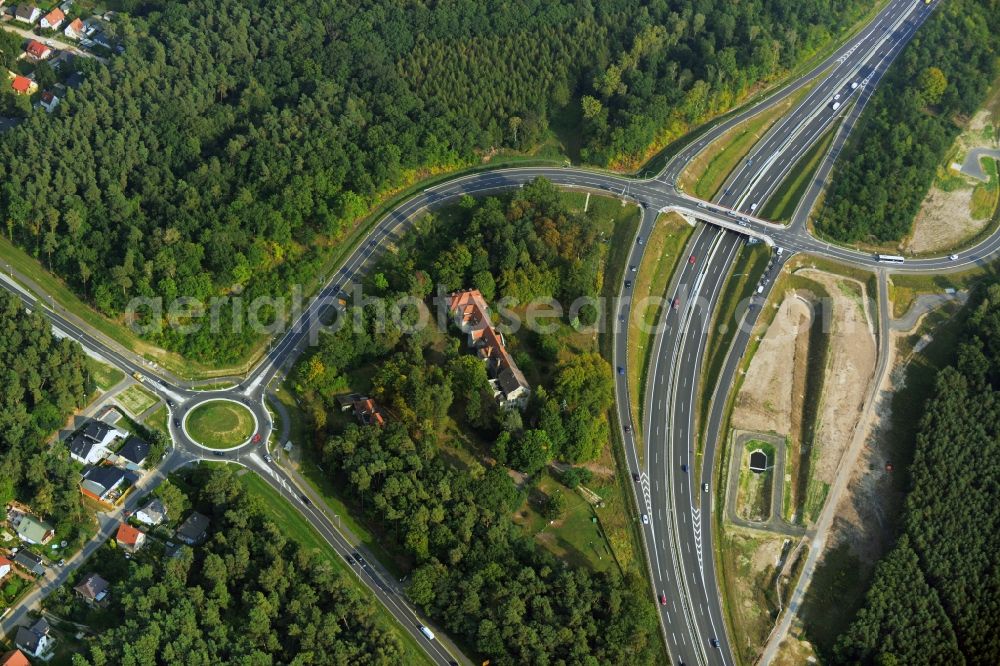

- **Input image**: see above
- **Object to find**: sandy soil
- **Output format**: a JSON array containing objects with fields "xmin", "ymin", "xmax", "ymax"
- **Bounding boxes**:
[
  {"xmin": 751, "ymin": 536, "xmax": 785, "ymax": 572},
  {"xmin": 732, "ymin": 296, "xmax": 813, "ymax": 435},
  {"xmin": 798, "ymin": 270, "xmax": 876, "ymax": 490},
  {"xmin": 905, "ymin": 106, "xmax": 999, "ymax": 253},
  {"xmin": 904, "ymin": 186, "xmax": 987, "ymax": 253}
]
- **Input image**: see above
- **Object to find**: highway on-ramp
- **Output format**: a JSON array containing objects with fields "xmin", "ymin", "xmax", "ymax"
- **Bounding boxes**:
[{"xmin": 0, "ymin": 0, "xmax": 984, "ymax": 663}]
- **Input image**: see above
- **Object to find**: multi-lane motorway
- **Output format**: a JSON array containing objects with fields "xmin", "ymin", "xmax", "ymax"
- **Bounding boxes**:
[{"xmin": 0, "ymin": 0, "xmax": 986, "ymax": 664}]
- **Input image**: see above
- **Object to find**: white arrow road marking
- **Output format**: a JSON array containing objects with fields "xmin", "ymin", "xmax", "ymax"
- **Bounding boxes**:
[{"xmin": 692, "ymin": 507, "xmax": 704, "ymax": 572}]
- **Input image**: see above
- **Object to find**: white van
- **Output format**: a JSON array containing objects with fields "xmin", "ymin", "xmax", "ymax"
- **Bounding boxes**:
[{"xmin": 419, "ymin": 625, "xmax": 435, "ymax": 641}]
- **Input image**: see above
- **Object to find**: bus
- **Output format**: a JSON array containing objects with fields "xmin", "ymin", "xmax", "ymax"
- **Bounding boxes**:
[{"xmin": 876, "ymin": 254, "xmax": 905, "ymax": 264}]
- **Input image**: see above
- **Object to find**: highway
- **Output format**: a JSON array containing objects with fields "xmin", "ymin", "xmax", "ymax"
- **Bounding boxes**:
[
  {"xmin": 630, "ymin": 1, "xmax": 942, "ymax": 664},
  {"xmin": 0, "ymin": 0, "xmax": 982, "ymax": 663}
]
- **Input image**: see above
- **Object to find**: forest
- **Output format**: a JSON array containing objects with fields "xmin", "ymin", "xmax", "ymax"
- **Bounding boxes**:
[
  {"xmin": 295, "ymin": 179, "xmax": 614, "ymax": 471},
  {"xmin": 0, "ymin": 291, "xmax": 93, "ymax": 546},
  {"xmin": 833, "ymin": 280, "xmax": 1000, "ymax": 664},
  {"xmin": 816, "ymin": 0, "xmax": 1000, "ymax": 243},
  {"xmin": 61, "ymin": 466, "xmax": 408, "ymax": 665},
  {"xmin": 287, "ymin": 181, "xmax": 657, "ymax": 663},
  {"xmin": 0, "ymin": 0, "xmax": 872, "ymax": 364}
]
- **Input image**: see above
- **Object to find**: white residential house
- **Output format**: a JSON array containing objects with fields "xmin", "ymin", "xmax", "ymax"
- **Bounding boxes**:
[
  {"xmin": 39, "ymin": 90, "xmax": 59, "ymax": 113},
  {"xmin": 135, "ymin": 498, "xmax": 167, "ymax": 526},
  {"xmin": 64, "ymin": 17, "xmax": 85, "ymax": 40},
  {"xmin": 67, "ymin": 420, "xmax": 125, "ymax": 465},
  {"xmin": 15, "ymin": 618, "xmax": 54, "ymax": 659},
  {"xmin": 14, "ymin": 4, "xmax": 41, "ymax": 24},
  {"xmin": 39, "ymin": 7, "xmax": 64, "ymax": 29}
]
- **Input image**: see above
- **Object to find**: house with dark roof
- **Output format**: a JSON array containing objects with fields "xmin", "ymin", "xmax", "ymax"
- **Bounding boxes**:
[
  {"xmin": 0, "ymin": 648, "xmax": 31, "ymax": 666},
  {"xmin": 80, "ymin": 465, "xmax": 136, "ymax": 505},
  {"xmin": 447, "ymin": 289, "xmax": 531, "ymax": 409},
  {"xmin": 12, "ymin": 549, "xmax": 45, "ymax": 576},
  {"xmin": 113, "ymin": 436, "xmax": 149, "ymax": 470},
  {"xmin": 115, "ymin": 522, "xmax": 145, "ymax": 553},
  {"xmin": 67, "ymin": 420, "xmax": 125, "ymax": 465},
  {"xmin": 74, "ymin": 572, "xmax": 109, "ymax": 605},
  {"xmin": 135, "ymin": 498, "xmax": 166, "ymax": 526},
  {"xmin": 14, "ymin": 617, "xmax": 52, "ymax": 658},
  {"xmin": 175, "ymin": 511, "xmax": 210, "ymax": 545},
  {"xmin": 14, "ymin": 4, "xmax": 40, "ymax": 24},
  {"xmin": 40, "ymin": 6, "xmax": 64, "ymax": 29},
  {"xmin": 65, "ymin": 71, "xmax": 85, "ymax": 89},
  {"xmin": 14, "ymin": 515, "xmax": 54, "ymax": 545},
  {"xmin": 24, "ymin": 40, "xmax": 51, "ymax": 60}
]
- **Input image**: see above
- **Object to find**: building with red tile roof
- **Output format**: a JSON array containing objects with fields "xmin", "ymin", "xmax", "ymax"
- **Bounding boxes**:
[
  {"xmin": 447, "ymin": 289, "xmax": 531, "ymax": 408},
  {"xmin": 25, "ymin": 39, "xmax": 51, "ymax": 60},
  {"xmin": 40, "ymin": 7, "xmax": 64, "ymax": 29},
  {"xmin": 64, "ymin": 17, "xmax": 85, "ymax": 40},
  {"xmin": 115, "ymin": 522, "xmax": 146, "ymax": 553},
  {"xmin": 0, "ymin": 648, "xmax": 31, "ymax": 666},
  {"xmin": 11, "ymin": 75, "xmax": 33, "ymax": 94}
]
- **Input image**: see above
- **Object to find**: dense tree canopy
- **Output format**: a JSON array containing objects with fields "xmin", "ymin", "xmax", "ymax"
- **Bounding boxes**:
[
  {"xmin": 0, "ymin": 291, "xmax": 92, "ymax": 545},
  {"xmin": 834, "ymin": 281, "xmax": 1000, "ymax": 664},
  {"xmin": 323, "ymin": 423, "xmax": 659, "ymax": 665},
  {"xmin": 0, "ymin": 0, "xmax": 871, "ymax": 363},
  {"xmin": 816, "ymin": 0, "xmax": 1000, "ymax": 243},
  {"xmin": 66, "ymin": 467, "xmax": 406, "ymax": 665}
]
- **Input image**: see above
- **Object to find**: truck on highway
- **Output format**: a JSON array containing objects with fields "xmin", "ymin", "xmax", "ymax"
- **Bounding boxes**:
[
  {"xmin": 132, "ymin": 372, "xmax": 143, "ymax": 382},
  {"xmin": 419, "ymin": 626, "xmax": 435, "ymax": 641}
]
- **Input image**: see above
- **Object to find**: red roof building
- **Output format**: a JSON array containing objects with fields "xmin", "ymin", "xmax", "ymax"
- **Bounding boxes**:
[
  {"xmin": 0, "ymin": 649, "xmax": 31, "ymax": 666},
  {"xmin": 40, "ymin": 7, "xmax": 65, "ymax": 29},
  {"xmin": 11, "ymin": 76, "xmax": 32, "ymax": 94},
  {"xmin": 25, "ymin": 39, "xmax": 51, "ymax": 60},
  {"xmin": 64, "ymin": 18, "xmax": 85, "ymax": 40},
  {"xmin": 447, "ymin": 289, "xmax": 531, "ymax": 408},
  {"xmin": 0, "ymin": 556, "xmax": 13, "ymax": 582},
  {"xmin": 351, "ymin": 397, "xmax": 385, "ymax": 427},
  {"xmin": 115, "ymin": 522, "xmax": 146, "ymax": 553}
]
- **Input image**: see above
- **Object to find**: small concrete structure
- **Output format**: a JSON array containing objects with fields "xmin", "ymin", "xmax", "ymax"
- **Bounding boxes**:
[{"xmin": 749, "ymin": 449, "xmax": 769, "ymax": 473}]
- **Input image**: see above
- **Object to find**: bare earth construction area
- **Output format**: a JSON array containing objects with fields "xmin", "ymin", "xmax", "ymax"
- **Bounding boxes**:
[{"xmin": 721, "ymin": 266, "xmax": 877, "ymax": 662}]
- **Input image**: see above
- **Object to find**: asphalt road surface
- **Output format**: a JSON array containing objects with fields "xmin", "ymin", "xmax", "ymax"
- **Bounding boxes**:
[{"xmin": 0, "ymin": 0, "xmax": 980, "ymax": 663}]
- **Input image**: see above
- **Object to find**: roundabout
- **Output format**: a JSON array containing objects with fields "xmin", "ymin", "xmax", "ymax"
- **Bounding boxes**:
[{"xmin": 183, "ymin": 399, "xmax": 258, "ymax": 450}]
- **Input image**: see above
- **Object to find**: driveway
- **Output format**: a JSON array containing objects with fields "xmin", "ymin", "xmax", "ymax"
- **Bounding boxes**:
[{"xmin": 959, "ymin": 147, "xmax": 1000, "ymax": 182}]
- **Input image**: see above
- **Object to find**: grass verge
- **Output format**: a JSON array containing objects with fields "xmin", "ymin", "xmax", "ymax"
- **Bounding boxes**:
[
  {"xmin": 889, "ymin": 263, "xmax": 995, "ymax": 318},
  {"xmin": 236, "ymin": 471, "xmax": 434, "ymax": 666},
  {"xmin": 760, "ymin": 127, "xmax": 837, "ymax": 222},
  {"xmin": 186, "ymin": 400, "xmax": 256, "ymax": 449},
  {"xmin": 85, "ymin": 356, "xmax": 124, "ymax": 392},
  {"xmin": 627, "ymin": 213, "xmax": 695, "ymax": 463},
  {"xmin": 512, "ymin": 472, "xmax": 616, "ymax": 572},
  {"xmin": 146, "ymin": 405, "xmax": 168, "ymax": 434},
  {"xmin": 116, "ymin": 384, "xmax": 159, "ymax": 416},
  {"xmin": 970, "ymin": 156, "xmax": 998, "ymax": 220},
  {"xmin": 678, "ymin": 80, "xmax": 818, "ymax": 200}
]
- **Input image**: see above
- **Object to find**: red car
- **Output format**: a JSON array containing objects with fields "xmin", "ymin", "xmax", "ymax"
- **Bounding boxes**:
[
  {"xmin": 689, "ymin": 254, "xmax": 696, "ymax": 265},
  {"xmin": 659, "ymin": 593, "xmax": 668, "ymax": 605},
  {"xmin": 252, "ymin": 433, "xmax": 262, "ymax": 443},
  {"xmin": 672, "ymin": 297, "xmax": 680, "ymax": 310}
]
